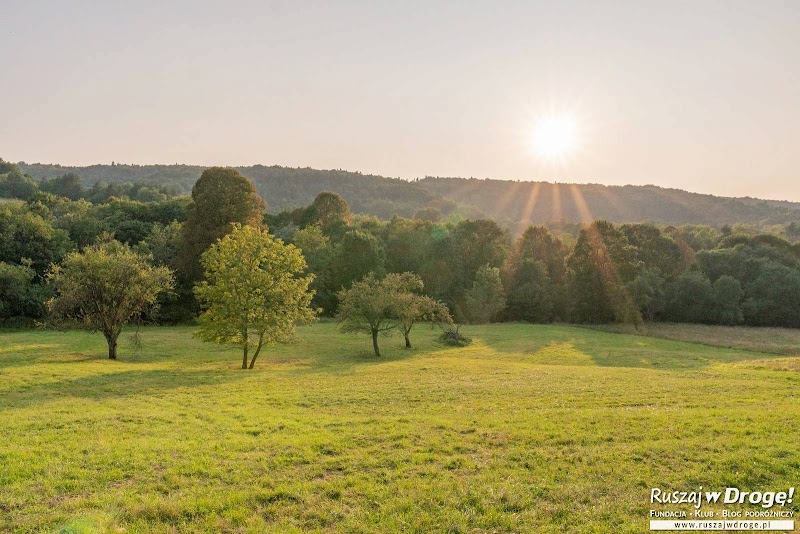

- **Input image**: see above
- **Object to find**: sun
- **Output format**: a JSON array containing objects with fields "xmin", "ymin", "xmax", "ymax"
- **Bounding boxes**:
[{"xmin": 530, "ymin": 115, "xmax": 578, "ymax": 161}]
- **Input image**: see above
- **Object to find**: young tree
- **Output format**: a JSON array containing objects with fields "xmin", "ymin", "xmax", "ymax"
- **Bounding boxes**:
[
  {"xmin": 463, "ymin": 265, "xmax": 506, "ymax": 323},
  {"xmin": 336, "ymin": 273, "xmax": 399, "ymax": 357},
  {"xmin": 397, "ymin": 293, "xmax": 452, "ymax": 348},
  {"xmin": 194, "ymin": 224, "xmax": 315, "ymax": 369},
  {"xmin": 386, "ymin": 272, "xmax": 452, "ymax": 348},
  {"xmin": 47, "ymin": 242, "xmax": 174, "ymax": 359}
]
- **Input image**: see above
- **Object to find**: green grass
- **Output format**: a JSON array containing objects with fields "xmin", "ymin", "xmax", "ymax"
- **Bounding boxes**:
[
  {"xmin": 1, "ymin": 322, "xmax": 798, "ymax": 533},
  {"xmin": 587, "ymin": 322, "xmax": 800, "ymax": 356}
]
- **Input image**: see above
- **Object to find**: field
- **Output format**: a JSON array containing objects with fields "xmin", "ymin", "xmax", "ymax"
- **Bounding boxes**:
[{"xmin": 1, "ymin": 322, "xmax": 799, "ymax": 533}]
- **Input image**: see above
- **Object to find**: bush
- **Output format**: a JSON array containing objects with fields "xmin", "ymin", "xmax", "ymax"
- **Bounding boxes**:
[{"xmin": 438, "ymin": 326, "xmax": 472, "ymax": 346}]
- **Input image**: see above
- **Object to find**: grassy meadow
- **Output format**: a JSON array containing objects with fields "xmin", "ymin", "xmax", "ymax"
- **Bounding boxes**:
[{"xmin": 1, "ymin": 322, "xmax": 799, "ymax": 532}]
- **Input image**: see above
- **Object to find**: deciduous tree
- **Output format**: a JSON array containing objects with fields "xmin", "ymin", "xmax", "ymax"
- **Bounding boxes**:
[
  {"xmin": 178, "ymin": 167, "xmax": 266, "ymax": 283},
  {"xmin": 337, "ymin": 273, "xmax": 399, "ymax": 357},
  {"xmin": 194, "ymin": 224, "xmax": 316, "ymax": 369},
  {"xmin": 47, "ymin": 242, "xmax": 174, "ymax": 359}
]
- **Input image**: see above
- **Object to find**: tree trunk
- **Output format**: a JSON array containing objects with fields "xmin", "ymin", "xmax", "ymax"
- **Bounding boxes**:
[
  {"xmin": 248, "ymin": 336, "xmax": 264, "ymax": 369},
  {"xmin": 106, "ymin": 331, "xmax": 119, "ymax": 360},
  {"xmin": 404, "ymin": 331, "xmax": 411, "ymax": 348},
  {"xmin": 242, "ymin": 343, "xmax": 248, "ymax": 369},
  {"xmin": 372, "ymin": 330, "xmax": 381, "ymax": 357}
]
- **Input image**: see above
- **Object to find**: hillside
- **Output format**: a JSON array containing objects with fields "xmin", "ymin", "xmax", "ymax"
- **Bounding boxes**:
[
  {"xmin": 17, "ymin": 163, "xmax": 459, "ymax": 220},
  {"xmin": 17, "ymin": 162, "xmax": 800, "ymax": 228},
  {"xmin": 419, "ymin": 177, "xmax": 800, "ymax": 228}
]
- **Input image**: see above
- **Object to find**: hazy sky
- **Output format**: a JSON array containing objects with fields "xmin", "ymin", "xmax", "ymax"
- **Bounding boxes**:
[{"xmin": 2, "ymin": 1, "xmax": 799, "ymax": 200}]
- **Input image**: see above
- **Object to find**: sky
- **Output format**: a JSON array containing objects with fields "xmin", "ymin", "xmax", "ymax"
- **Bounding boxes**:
[{"xmin": 2, "ymin": 0, "xmax": 799, "ymax": 200}]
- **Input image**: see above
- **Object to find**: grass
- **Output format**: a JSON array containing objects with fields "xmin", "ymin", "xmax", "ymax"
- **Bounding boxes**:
[
  {"xmin": 1, "ymin": 321, "xmax": 798, "ymax": 532},
  {"xmin": 587, "ymin": 322, "xmax": 800, "ymax": 355}
]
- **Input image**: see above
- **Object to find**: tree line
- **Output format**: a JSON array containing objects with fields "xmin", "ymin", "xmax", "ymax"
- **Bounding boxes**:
[
  {"xmin": 17, "ymin": 160, "xmax": 800, "ymax": 230},
  {"xmin": 3, "ymin": 161, "xmax": 800, "ymax": 360}
]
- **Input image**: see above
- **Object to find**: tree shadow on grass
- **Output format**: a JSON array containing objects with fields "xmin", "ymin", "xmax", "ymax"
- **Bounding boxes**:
[
  {"xmin": 424, "ymin": 324, "xmax": 785, "ymax": 372},
  {"xmin": 0, "ymin": 369, "xmax": 246, "ymax": 411},
  {"xmin": 281, "ymin": 329, "xmax": 461, "ymax": 376}
]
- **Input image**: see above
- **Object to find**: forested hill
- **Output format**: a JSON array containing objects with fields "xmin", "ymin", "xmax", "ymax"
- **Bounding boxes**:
[
  {"xmin": 418, "ymin": 178, "xmax": 800, "ymax": 227},
  {"xmin": 17, "ymin": 163, "xmax": 458, "ymax": 220},
  {"xmin": 17, "ymin": 162, "xmax": 800, "ymax": 227}
]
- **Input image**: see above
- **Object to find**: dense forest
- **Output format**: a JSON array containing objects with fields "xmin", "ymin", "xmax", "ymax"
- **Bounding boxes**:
[
  {"xmin": 18, "ymin": 162, "xmax": 800, "ymax": 229},
  {"xmin": 3, "ymin": 158, "xmax": 800, "ymax": 329}
]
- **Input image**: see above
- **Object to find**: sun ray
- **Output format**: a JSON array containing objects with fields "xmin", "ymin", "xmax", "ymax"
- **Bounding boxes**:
[
  {"xmin": 569, "ymin": 184, "xmax": 639, "ymax": 324},
  {"xmin": 550, "ymin": 182, "xmax": 562, "ymax": 222},
  {"xmin": 490, "ymin": 180, "xmax": 525, "ymax": 228},
  {"xmin": 516, "ymin": 182, "xmax": 542, "ymax": 234}
]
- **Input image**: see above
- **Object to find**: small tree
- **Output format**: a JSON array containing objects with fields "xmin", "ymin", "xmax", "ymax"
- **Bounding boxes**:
[
  {"xmin": 337, "ymin": 273, "xmax": 398, "ymax": 357},
  {"xmin": 47, "ymin": 242, "xmax": 174, "ymax": 359},
  {"xmin": 390, "ymin": 273, "xmax": 452, "ymax": 348},
  {"xmin": 463, "ymin": 265, "xmax": 506, "ymax": 323},
  {"xmin": 194, "ymin": 224, "xmax": 315, "ymax": 369}
]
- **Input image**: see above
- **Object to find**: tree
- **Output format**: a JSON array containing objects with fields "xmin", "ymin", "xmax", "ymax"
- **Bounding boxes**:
[
  {"xmin": 194, "ymin": 225, "xmax": 315, "ymax": 369},
  {"xmin": 0, "ymin": 261, "xmax": 49, "ymax": 324},
  {"xmin": 567, "ymin": 221, "xmax": 641, "ymax": 323},
  {"xmin": 463, "ymin": 265, "xmax": 506, "ymax": 323},
  {"xmin": 337, "ymin": 273, "xmax": 401, "ymax": 357},
  {"xmin": 388, "ymin": 273, "xmax": 452, "ymax": 348},
  {"xmin": 713, "ymin": 275, "xmax": 743, "ymax": 325},
  {"xmin": 325, "ymin": 229, "xmax": 386, "ymax": 309},
  {"xmin": 621, "ymin": 224, "xmax": 684, "ymax": 279},
  {"xmin": 0, "ymin": 202, "xmax": 74, "ymax": 277},
  {"xmin": 662, "ymin": 270, "xmax": 716, "ymax": 324},
  {"xmin": 178, "ymin": 167, "xmax": 267, "ymax": 283},
  {"xmin": 40, "ymin": 173, "xmax": 84, "ymax": 200},
  {"xmin": 0, "ymin": 170, "xmax": 39, "ymax": 200},
  {"xmin": 291, "ymin": 224, "xmax": 335, "ymax": 314},
  {"xmin": 47, "ymin": 242, "xmax": 174, "ymax": 359},
  {"xmin": 505, "ymin": 259, "xmax": 555, "ymax": 323},
  {"xmin": 742, "ymin": 263, "xmax": 800, "ymax": 327},
  {"xmin": 307, "ymin": 191, "xmax": 351, "ymax": 229},
  {"xmin": 450, "ymin": 219, "xmax": 509, "ymax": 294},
  {"xmin": 627, "ymin": 269, "xmax": 665, "ymax": 322}
]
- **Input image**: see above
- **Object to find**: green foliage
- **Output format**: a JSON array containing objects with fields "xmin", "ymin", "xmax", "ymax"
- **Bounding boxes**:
[
  {"xmin": 325, "ymin": 230, "xmax": 386, "ymax": 311},
  {"xmin": 0, "ymin": 261, "xmax": 50, "ymax": 324},
  {"xmin": 503, "ymin": 226, "xmax": 565, "ymax": 322},
  {"xmin": 0, "ymin": 201, "xmax": 74, "ymax": 276},
  {"xmin": 742, "ymin": 263, "xmax": 800, "ymax": 327},
  {"xmin": 194, "ymin": 225, "xmax": 315, "ymax": 369},
  {"xmin": 336, "ymin": 272, "xmax": 444, "ymax": 356},
  {"xmin": 662, "ymin": 270, "xmax": 716, "ymax": 324},
  {"xmin": 621, "ymin": 223, "xmax": 684, "ymax": 278},
  {"xmin": 713, "ymin": 275, "xmax": 744, "ymax": 325},
  {"xmin": 463, "ymin": 265, "xmax": 506, "ymax": 324},
  {"xmin": 40, "ymin": 173, "xmax": 84, "ymax": 200},
  {"xmin": 437, "ymin": 325, "xmax": 472, "ymax": 346},
  {"xmin": 567, "ymin": 221, "xmax": 641, "ymax": 324},
  {"xmin": 47, "ymin": 242, "xmax": 174, "ymax": 359},
  {"xmin": 391, "ymin": 273, "xmax": 453, "ymax": 348},
  {"xmin": 178, "ymin": 167, "xmax": 267, "ymax": 283},
  {"xmin": 307, "ymin": 191, "xmax": 351, "ymax": 229},
  {"xmin": 0, "ymin": 169, "xmax": 39, "ymax": 200},
  {"xmin": 627, "ymin": 269, "xmax": 665, "ymax": 322}
]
